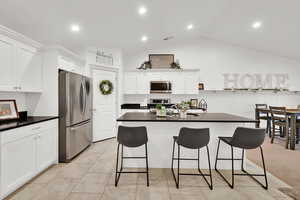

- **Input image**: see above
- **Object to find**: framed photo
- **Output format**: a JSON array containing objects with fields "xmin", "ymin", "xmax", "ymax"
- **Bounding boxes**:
[
  {"xmin": 149, "ymin": 54, "xmax": 174, "ymax": 68},
  {"xmin": 190, "ymin": 99, "xmax": 198, "ymax": 108},
  {"xmin": 198, "ymin": 83, "xmax": 204, "ymax": 90},
  {"xmin": 0, "ymin": 100, "xmax": 19, "ymax": 121}
]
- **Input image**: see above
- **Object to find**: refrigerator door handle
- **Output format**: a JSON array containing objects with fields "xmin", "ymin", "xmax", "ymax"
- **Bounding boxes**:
[
  {"xmin": 70, "ymin": 120, "xmax": 90, "ymax": 130},
  {"xmin": 82, "ymin": 81, "xmax": 87, "ymax": 115}
]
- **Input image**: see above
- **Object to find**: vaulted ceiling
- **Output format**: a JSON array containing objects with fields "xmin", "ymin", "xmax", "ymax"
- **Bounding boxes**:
[{"xmin": 0, "ymin": 0, "xmax": 299, "ymax": 59}]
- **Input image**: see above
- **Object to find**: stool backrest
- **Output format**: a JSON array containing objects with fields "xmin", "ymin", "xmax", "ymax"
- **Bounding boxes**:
[
  {"xmin": 177, "ymin": 128, "xmax": 210, "ymax": 149},
  {"xmin": 117, "ymin": 126, "xmax": 148, "ymax": 147},
  {"xmin": 231, "ymin": 127, "xmax": 265, "ymax": 149},
  {"xmin": 269, "ymin": 106, "xmax": 288, "ymax": 126}
]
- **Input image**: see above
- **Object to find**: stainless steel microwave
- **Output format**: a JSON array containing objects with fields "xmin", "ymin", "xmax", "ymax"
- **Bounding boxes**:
[{"xmin": 150, "ymin": 81, "xmax": 172, "ymax": 93}]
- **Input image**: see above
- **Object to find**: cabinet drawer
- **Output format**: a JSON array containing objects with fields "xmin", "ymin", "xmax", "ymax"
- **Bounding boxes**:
[{"xmin": 1, "ymin": 119, "xmax": 58, "ymax": 145}]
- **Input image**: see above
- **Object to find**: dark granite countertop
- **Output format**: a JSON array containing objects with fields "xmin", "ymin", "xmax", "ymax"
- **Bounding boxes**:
[
  {"xmin": 117, "ymin": 112, "xmax": 257, "ymax": 123},
  {"xmin": 0, "ymin": 116, "xmax": 59, "ymax": 132},
  {"xmin": 121, "ymin": 104, "xmax": 203, "ymax": 110}
]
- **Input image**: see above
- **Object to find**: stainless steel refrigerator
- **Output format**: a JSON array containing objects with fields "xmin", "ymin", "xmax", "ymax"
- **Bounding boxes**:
[{"xmin": 59, "ymin": 70, "xmax": 92, "ymax": 162}]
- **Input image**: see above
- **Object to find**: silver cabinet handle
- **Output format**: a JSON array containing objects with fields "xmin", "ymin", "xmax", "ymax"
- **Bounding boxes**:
[{"xmin": 32, "ymin": 127, "xmax": 41, "ymax": 130}]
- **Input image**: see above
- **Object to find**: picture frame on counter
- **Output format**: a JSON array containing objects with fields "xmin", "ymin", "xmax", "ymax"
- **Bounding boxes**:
[
  {"xmin": 190, "ymin": 99, "xmax": 198, "ymax": 108},
  {"xmin": 198, "ymin": 83, "xmax": 204, "ymax": 90},
  {"xmin": 0, "ymin": 100, "xmax": 19, "ymax": 121}
]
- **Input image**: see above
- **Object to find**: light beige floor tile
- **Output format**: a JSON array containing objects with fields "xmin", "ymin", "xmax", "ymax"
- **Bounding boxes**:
[
  {"xmin": 100, "ymin": 186, "xmax": 137, "ymax": 200},
  {"xmin": 89, "ymin": 160, "xmax": 115, "ymax": 174},
  {"xmin": 201, "ymin": 187, "xmax": 246, "ymax": 200},
  {"xmin": 65, "ymin": 192, "xmax": 102, "ymax": 200},
  {"xmin": 6, "ymin": 183, "xmax": 47, "ymax": 200},
  {"xmin": 72, "ymin": 182, "xmax": 105, "ymax": 194},
  {"xmin": 236, "ymin": 187, "xmax": 276, "ymax": 200},
  {"xmin": 136, "ymin": 187, "xmax": 171, "ymax": 200}
]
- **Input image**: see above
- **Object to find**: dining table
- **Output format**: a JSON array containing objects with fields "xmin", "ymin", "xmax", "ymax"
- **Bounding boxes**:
[{"xmin": 255, "ymin": 108, "xmax": 300, "ymax": 150}]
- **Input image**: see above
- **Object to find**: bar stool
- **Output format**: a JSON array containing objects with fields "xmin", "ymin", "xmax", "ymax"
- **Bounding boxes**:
[
  {"xmin": 171, "ymin": 128, "xmax": 213, "ymax": 190},
  {"xmin": 215, "ymin": 127, "xmax": 268, "ymax": 190},
  {"xmin": 115, "ymin": 126, "xmax": 149, "ymax": 187}
]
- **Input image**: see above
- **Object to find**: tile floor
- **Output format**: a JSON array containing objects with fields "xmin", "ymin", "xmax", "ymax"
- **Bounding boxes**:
[{"xmin": 6, "ymin": 139, "xmax": 294, "ymax": 200}]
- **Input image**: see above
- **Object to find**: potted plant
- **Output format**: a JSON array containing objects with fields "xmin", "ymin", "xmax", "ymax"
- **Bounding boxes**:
[
  {"xmin": 156, "ymin": 104, "xmax": 166, "ymax": 117},
  {"xmin": 175, "ymin": 101, "xmax": 190, "ymax": 118}
]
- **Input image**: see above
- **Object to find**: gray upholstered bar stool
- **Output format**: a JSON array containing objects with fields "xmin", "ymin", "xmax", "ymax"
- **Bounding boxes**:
[
  {"xmin": 215, "ymin": 127, "xmax": 268, "ymax": 189},
  {"xmin": 171, "ymin": 128, "xmax": 213, "ymax": 190},
  {"xmin": 115, "ymin": 126, "xmax": 149, "ymax": 187}
]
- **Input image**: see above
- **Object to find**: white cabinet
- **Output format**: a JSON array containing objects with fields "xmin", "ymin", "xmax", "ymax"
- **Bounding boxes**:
[
  {"xmin": 36, "ymin": 126, "xmax": 57, "ymax": 172},
  {"xmin": 170, "ymin": 72, "xmax": 185, "ymax": 94},
  {"xmin": 0, "ymin": 34, "xmax": 43, "ymax": 92},
  {"xmin": 184, "ymin": 72, "xmax": 199, "ymax": 94},
  {"xmin": 16, "ymin": 43, "xmax": 43, "ymax": 92},
  {"xmin": 58, "ymin": 56, "xmax": 84, "ymax": 75},
  {"xmin": 1, "ymin": 132, "xmax": 36, "ymax": 196},
  {"xmin": 0, "ymin": 119, "xmax": 58, "ymax": 199},
  {"xmin": 0, "ymin": 35, "xmax": 16, "ymax": 91},
  {"xmin": 124, "ymin": 72, "xmax": 138, "ymax": 94},
  {"xmin": 137, "ymin": 73, "xmax": 151, "ymax": 94},
  {"xmin": 124, "ymin": 70, "xmax": 199, "ymax": 95}
]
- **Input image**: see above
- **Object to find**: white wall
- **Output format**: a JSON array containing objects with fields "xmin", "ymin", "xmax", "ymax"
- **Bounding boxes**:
[
  {"xmin": 123, "ymin": 38, "xmax": 300, "ymax": 117},
  {"xmin": 0, "ymin": 92, "xmax": 27, "ymax": 112},
  {"xmin": 124, "ymin": 38, "xmax": 300, "ymax": 91}
]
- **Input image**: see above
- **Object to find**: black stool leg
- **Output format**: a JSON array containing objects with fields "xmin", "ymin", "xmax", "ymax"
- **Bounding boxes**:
[
  {"xmin": 177, "ymin": 144, "xmax": 180, "ymax": 188},
  {"xmin": 115, "ymin": 143, "xmax": 122, "ymax": 187},
  {"xmin": 215, "ymin": 140, "xmax": 234, "ymax": 189},
  {"xmin": 145, "ymin": 143, "xmax": 149, "ymax": 187},
  {"xmin": 171, "ymin": 139, "xmax": 179, "ymax": 188},
  {"xmin": 197, "ymin": 146, "xmax": 213, "ymax": 190}
]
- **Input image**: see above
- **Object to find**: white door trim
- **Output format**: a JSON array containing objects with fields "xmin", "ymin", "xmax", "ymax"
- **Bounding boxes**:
[{"xmin": 91, "ymin": 65, "xmax": 119, "ymax": 142}]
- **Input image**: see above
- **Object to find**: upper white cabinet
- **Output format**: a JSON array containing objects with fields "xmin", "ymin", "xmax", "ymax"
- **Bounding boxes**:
[
  {"xmin": 0, "ymin": 35, "xmax": 16, "ymax": 91},
  {"xmin": 124, "ymin": 72, "xmax": 138, "ymax": 94},
  {"xmin": 184, "ymin": 72, "xmax": 199, "ymax": 94},
  {"xmin": 0, "ymin": 34, "xmax": 43, "ymax": 92},
  {"xmin": 58, "ymin": 56, "xmax": 84, "ymax": 75},
  {"xmin": 123, "ymin": 70, "xmax": 199, "ymax": 95},
  {"xmin": 16, "ymin": 43, "xmax": 42, "ymax": 92}
]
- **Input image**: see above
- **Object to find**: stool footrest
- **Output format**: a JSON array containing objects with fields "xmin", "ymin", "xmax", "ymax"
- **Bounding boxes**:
[
  {"xmin": 173, "ymin": 158, "xmax": 198, "ymax": 161},
  {"xmin": 116, "ymin": 171, "xmax": 147, "ymax": 174},
  {"xmin": 122, "ymin": 156, "xmax": 147, "ymax": 159},
  {"xmin": 179, "ymin": 173, "xmax": 211, "ymax": 176}
]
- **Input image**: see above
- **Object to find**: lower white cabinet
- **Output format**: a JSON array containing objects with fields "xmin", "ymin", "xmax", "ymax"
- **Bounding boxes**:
[{"xmin": 0, "ymin": 119, "xmax": 58, "ymax": 199}]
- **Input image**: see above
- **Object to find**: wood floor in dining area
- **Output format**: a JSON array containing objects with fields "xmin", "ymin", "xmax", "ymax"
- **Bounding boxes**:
[
  {"xmin": 247, "ymin": 138, "xmax": 300, "ymax": 199},
  {"xmin": 6, "ymin": 138, "xmax": 293, "ymax": 200}
]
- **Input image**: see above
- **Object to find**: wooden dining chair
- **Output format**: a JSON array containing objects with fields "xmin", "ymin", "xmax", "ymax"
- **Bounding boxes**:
[
  {"xmin": 255, "ymin": 104, "xmax": 271, "ymax": 137},
  {"xmin": 269, "ymin": 106, "xmax": 290, "ymax": 148}
]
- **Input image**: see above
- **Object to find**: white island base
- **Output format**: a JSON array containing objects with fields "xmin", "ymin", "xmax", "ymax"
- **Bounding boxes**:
[{"xmin": 119, "ymin": 121, "xmax": 253, "ymax": 170}]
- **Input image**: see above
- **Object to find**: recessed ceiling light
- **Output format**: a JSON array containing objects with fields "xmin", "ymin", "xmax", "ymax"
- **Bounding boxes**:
[
  {"xmin": 252, "ymin": 21, "xmax": 262, "ymax": 29},
  {"xmin": 141, "ymin": 35, "xmax": 148, "ymax": 42},
  {"xmin": 187, "ymin": 24, "xmax": 194, "ymax": 30},
  {"xmin": 138, "ymin": 6, "xmax": 147, "ymax": 15},
  {"xmin": 71, "ymin": 24, "xmax": 80, "ymax": 32}
]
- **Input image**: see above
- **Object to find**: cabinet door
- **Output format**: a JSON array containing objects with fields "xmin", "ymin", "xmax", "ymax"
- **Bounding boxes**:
[
  {"xmin": 0, "ymin": 35, "xmax": 16, "ymax": 91},
  {"xmin": 170, "ymin": 72, "xmax": 185, "ymax": 94},
  {"xmin": 124, "ymin": 72, "xmax": 137, "ymax": 94},
  {"xmin": 137, "ymin": 73, "xmax": 150, "ymax": 94},
  {"xmin": 16, "ymin": 44, "xmax": 42, "ymax": 92},
  {"xmin": 36, "ymin": 127, "xmax": 57, "ymax": 172},
  {"xmin": 184, "ymin": 72, "xmax": 199, "ymax": 94},
  {"xmin": 1, "ymin": 135, "xmax": 36, "ymax": 196},
  {"xmin": 58, "ymin": 57, "xmax": 75, "ymax": 72}
]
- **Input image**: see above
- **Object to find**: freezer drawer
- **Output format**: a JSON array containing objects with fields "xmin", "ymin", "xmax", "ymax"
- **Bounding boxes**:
[{"xmin": 66, "ymin": 120, "xmax": 92, "ymax": 160}]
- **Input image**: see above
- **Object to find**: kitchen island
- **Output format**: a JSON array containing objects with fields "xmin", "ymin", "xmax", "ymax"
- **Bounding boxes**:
[{"xmin": 117, "ymin": 112, "xmax": 257, "ymax": 169}]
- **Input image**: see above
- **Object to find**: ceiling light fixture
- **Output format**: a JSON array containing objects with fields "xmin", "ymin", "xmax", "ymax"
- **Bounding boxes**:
[
  {"xmin": 187, "ymin": 24, "xmax": 194, "ymax": 30},
  {"xmin": 71, "ymin": 24, "xmax": 80, "ymax": 32},
  {"xmin": 138, "ymin": 6, "xmax": 147, "ymax": 15},
  {"xmin": 252, "ymin": 21, "xmax": 262, "ymax": 29},
  {"xmin": 141, "ymin": 35, "xmax": 148, "ymax": 42}
]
